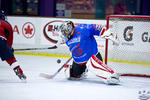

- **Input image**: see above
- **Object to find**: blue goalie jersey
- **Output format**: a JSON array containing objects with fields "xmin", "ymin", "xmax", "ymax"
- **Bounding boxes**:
[{"xmin": 65, "ymin": 24, "xmax": 105, "ymax": 63}]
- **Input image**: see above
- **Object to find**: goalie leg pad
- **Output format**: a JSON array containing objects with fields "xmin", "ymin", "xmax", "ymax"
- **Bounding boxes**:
[
  {"xmin": 64, "ymin": 62, "xmax": 88, "ymax": 80},
  {"xmin": 87, "ymin": 55, "xmax": 120, "ymax": 84}
]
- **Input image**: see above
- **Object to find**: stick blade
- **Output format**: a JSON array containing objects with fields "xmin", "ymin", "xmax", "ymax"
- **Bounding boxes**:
[{"xmin": 39, "ymin": 73, "xmax": 54, "ymax": 79}]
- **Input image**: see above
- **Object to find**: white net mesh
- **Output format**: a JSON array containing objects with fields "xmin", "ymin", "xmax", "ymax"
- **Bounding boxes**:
[{"xmin": 106, "ymin": 15, "xmax": 150, "ymax": 77}]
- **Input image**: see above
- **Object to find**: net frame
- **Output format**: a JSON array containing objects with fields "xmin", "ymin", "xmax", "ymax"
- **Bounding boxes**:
[{"xmin": 105, "ymin": 15, "xmax": 150, "ymax": 78}]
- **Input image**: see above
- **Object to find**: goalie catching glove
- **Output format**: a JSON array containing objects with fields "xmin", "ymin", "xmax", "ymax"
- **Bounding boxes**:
[{"xmin": 101, "ymin": 29, "xmax": 120, "ymax": 46}]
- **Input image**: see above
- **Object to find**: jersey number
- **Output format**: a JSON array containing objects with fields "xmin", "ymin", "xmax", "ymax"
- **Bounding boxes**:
[{"xmin": 73, "ymin": 48, "xmax": 83, "ymax": 56}]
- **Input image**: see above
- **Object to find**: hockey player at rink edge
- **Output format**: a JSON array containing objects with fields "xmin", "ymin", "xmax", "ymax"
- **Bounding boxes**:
[
  {"xmin": 58, "ymin": 20, "xmax": 120, "ymax": 85},
  {"xmin": 0, "ymin": 10, "xmax": 26, "ymax": 81}
]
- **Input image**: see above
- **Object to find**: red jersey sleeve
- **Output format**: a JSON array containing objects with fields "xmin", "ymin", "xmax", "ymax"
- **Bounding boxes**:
[{"xmin": 0, "ymin": 20, "xmax": 13, "ymax": 48}]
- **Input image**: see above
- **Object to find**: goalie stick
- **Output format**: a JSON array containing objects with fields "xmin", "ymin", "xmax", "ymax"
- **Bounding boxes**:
[
  {"xmin": 39, "ymin": 43, "xmax": 80, "ymax": 79},
  {"xmin": 40, "ymin": 57, "xmax": 72, "ymax": 79},
  {"xmin": 14, "ymin": 45, "xmax": 57, "ymax": 51}
]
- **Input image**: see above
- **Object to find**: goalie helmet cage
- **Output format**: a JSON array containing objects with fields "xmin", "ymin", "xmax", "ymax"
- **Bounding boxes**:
[{"xmin": 105, "ymin": 15, "xmax": 150, "ymax": 78}]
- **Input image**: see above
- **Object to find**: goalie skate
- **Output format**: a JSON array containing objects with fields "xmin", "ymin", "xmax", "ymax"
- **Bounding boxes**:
[
  {"xmin": 68, "ymin": 70, "xmax": 88, "ymax": 80},
  {"xmin": 106, "ymin": 73, "xmax": 120, "ymax": 85}
]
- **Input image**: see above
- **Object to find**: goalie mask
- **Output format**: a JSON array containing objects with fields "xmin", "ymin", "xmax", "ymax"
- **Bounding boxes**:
[{"xmin": 60, "ymin": 21, "xmax": 74, "ymax": 40}]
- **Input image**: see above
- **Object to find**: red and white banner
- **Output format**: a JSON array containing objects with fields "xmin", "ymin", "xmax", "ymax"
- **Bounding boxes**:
[{"xmin": 8, "ymin": 16, "xmax": 106, "ymax": 49}]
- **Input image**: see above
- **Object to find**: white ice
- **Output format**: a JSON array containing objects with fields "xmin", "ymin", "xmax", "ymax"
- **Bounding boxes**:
[{"xmin": 0, "ymin": 55, "xmax": 150, "ymax": 100}]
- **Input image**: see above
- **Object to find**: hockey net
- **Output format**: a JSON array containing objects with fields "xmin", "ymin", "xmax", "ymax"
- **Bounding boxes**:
[{"xmin": 106, "ymin": 15, "xmax": 150, "ymax": 78}]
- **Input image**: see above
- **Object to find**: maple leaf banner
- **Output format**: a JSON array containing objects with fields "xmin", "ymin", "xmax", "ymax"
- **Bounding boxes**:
[{"xmin": 7, "ymin": 16, "xmax": 106, "ymax": 50}]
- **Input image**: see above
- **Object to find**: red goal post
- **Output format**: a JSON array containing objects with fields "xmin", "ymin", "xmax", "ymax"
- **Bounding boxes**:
[{"xmin": 105, "ymin": 15, "xmax": 150, "ymax": 78}]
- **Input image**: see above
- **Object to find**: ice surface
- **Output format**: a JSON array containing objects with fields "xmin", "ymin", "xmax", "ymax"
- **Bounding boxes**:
[{"xmin": 0, "ymin": 55, "xmax": 150, "ymax": 100}]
